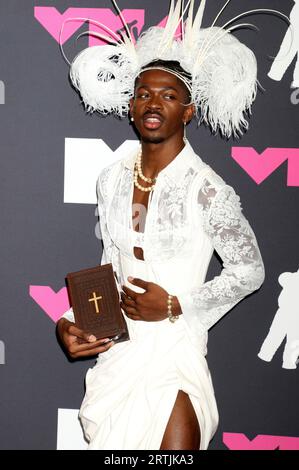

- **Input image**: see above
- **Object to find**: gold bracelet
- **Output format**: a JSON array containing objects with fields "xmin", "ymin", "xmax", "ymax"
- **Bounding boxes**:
[{"xmin": 167, "ymin": 294, "xmax": 180, "ymax": 323}]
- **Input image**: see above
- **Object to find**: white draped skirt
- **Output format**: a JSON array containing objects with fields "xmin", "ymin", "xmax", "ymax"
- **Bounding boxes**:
[{"xmin": 79, "ymin": 251, "xmax": 219, "ymax": 450}]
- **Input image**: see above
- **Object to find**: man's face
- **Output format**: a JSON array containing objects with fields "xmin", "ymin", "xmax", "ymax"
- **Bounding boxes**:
[{"xmin": 129, "ymin": 69, "xmax": 194, "ymax": 144}]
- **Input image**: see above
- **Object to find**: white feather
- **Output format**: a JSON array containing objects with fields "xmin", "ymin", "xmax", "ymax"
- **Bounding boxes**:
[
  {"xmin": 69, "ymin": 44, "xmax": 137, "ymax": 117},
  {"xmin": 158, "ymin": 0, "xmax": 183, "ymax": 57},
  {"xmin": 63, "ymin": 0, "xmax": 290, "ymax": 139},
  {"xmin": 190, "ymin": 27, "xmax": 258, "ymax": 138},
  {"xmin": 184, "ymin": 0, "xmax": 195, "ymax": 48},
  {"xmin": 192, "ymin": 0, "xmax": 206, "ymax": 35}
]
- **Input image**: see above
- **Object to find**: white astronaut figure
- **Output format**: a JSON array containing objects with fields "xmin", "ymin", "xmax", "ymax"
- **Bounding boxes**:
[
  {"xmin": 268, "ymin": 0, "xmax": 299, "ymax": 88},
  {"xmin": 258, "ymin": 268, "xmax": 299, "ymax": 369}
]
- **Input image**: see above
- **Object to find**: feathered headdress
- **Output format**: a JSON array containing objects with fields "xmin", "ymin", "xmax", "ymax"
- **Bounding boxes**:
[{"xmin": 60, "ymin": 0, "xmax": 290, "ymax": 138}]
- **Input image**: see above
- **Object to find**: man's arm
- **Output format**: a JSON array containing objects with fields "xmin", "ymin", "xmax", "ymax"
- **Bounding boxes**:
[
  {"xmin": 176, "ymin": 177, "xmax": 265, "ymax": 335},
  {"xmin": 57, "ymin": 166, "xmax": 118, "ymax": 358}
]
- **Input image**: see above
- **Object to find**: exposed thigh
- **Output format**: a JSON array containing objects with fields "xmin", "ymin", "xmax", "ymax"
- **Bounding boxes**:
[{"xmin": 159, "ymin": 390, "xmax": 201, "ymax": 450}]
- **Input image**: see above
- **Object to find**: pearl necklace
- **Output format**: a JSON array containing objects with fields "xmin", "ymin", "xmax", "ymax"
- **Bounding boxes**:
[{"xmin": 134, "ymin": 149, "xmax": 157, "ymax": 192}]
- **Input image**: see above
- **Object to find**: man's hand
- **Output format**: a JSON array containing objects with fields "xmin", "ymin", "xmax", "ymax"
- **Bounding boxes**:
[
  {"xmin": 120, "ymin": 276, "xmax": 182, "ymax": 322},
  {"xmin": 56, "ymin": 318, "xmax": 115, "ymax": 359}
]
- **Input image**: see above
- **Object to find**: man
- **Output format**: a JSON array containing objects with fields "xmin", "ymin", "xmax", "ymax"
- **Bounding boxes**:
[
  {"xmin": 57, "ymin": 1, "xmax": 269, "ymax": 449},
  {"xmin": 57, "ymin": 58, "xmax": 266, "ymax": 450},
  {"xmin": 57, "ymin": 60, "xmax": 203, "ymax": 449}
]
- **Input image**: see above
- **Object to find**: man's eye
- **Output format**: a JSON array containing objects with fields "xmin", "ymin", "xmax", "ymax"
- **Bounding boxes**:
[
  {"xmin": 165, "ymin": 94, "xmax": 176, "ymax": 100},
  {"xmin": 138, "ymin": 93, "xmax": 149, "ymax": 99}
]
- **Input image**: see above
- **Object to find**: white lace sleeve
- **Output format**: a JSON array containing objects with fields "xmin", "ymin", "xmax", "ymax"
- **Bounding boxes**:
[
  {"xmin": 60, "ymin": 166, "xmax": 121, "ymax": 323},
  {"xmin": 96, "ymin": 166, "xmax": 122, "ymax": 296},
  {"xmin": 177, "ymin": 177, "xmax": 265, "ymax": 335},
  {"xmin": 96, "ymin": 167, "xmax": 115, "ymax": 267},
  {"xmin": 61, "ymin": 306, "xmax": 75, "ymax": 323}
]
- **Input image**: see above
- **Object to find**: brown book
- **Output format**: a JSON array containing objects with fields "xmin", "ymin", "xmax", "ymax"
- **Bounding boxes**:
[{"xmin": 66, "ymin": 263, "xmax": 129, "ymax": 344}]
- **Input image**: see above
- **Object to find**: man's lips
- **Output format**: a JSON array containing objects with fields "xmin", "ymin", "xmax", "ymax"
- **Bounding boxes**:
[{"xmin": 143, "ymin": 113, "xmax": 163, "ymax": 130}]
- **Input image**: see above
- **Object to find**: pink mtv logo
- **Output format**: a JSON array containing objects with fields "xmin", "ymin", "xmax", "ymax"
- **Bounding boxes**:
[
  {"xmin": 34, "ymin": 7, "xmax": 180, "ymax": 46},
  {"xmin": 232, "ymin": 147, "xmax": 299, "ymax": 186},
  {"xmin": 34, "ymin": 7, "xmax": 144, "ymax": 46},
  {"xmin": 30, "ymin": 285, "xmax": 70, "ymax": 323},
  {"xmin": 223, "ymin": 433, "xmax": 299, "ymax": 450}
]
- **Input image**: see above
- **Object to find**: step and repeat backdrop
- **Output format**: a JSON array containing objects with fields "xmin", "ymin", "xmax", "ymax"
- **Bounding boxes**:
[{"xmin": 0, "ymin": 0, "xmax": 298, "ymax": 450}]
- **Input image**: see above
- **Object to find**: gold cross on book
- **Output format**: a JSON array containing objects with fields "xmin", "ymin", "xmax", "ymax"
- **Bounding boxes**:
[{"xmin": 88, "ymin": 292, "xmax": 103, "ymax": 314}]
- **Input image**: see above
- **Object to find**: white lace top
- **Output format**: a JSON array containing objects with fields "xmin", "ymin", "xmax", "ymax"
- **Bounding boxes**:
[{"xmin": 63, "ymin": 140, "xmax": 265, "ymax": 349}]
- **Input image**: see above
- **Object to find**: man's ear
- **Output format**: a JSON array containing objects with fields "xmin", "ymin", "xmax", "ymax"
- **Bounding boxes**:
[
  {"xmin": 190, "ymin": 103, "xmax": 196, "ymax": 119},
  {"xmin": 184, "ymin": 103, "xmax": 195, "ymax": 124},
  {"xmin": 129, "ymin": 97, "xmax": 134, "ymax": 117}
]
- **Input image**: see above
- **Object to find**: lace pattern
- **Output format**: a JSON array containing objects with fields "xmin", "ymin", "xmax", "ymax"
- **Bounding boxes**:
[
  {"xmin": 177, "ymin": 174, "xmax": 265, "ymax": 335},
  {"xmin": 97, "ymin": 165, "xmax": 122, "ymax": 294},
  {"xmin": 62, "ymin": 142, "xmax": 265, "ymax": 338},
  {"xmin": 146, "ymin": 168, "xmax": 197, "ymax": 260},
  {"xmin": 61, "ymin": 164, "xmax": 121, "ymax": 324}
]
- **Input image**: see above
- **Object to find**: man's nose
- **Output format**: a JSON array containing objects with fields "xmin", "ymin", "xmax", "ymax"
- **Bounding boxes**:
[{"xmin": 146, "ymin": 94, "xmax": 162, "ymax": 109}]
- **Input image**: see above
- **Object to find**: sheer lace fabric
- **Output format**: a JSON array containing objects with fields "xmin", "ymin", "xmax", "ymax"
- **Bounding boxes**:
[
  {"xmin": 62, "ymin": 141, "xmax": 265, "ymax": 346},
  {"xmin": 178, "ymin": 176, "xmax": 265, "ymax": 336}
]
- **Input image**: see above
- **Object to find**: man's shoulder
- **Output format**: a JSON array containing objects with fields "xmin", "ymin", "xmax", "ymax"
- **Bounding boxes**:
[
  {"xmin": 97, "ymin": 144, "xmax": 137, "ymax": 188},
  {"xmin": 202, "ymin": 165, "xmax": 227, "ymax": 189},
  {"xmin": 191, "ymin": 154, "xmax": 240, "ymax": 207},
  {"xmin": 96, "ymin": 157, "xmax": 123, "ymax": 191}
]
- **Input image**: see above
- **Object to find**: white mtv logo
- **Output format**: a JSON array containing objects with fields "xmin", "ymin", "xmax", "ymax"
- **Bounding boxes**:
[
  {"xmin": 258, "ymin": 268, "xmax": 299, "ymax": 369},
  {"xmin": 57, "ymin": 409, "xmax": 87, "ymax": 450},
  {"xmin": 268, "ymin": 1, "xmax": 299, "ymax": 88},
  {"xmin": 64, "ymin": 138, "xmax": 139, "ymax": 204}
]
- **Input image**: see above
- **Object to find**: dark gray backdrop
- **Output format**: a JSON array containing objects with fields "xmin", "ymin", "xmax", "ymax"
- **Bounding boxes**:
[{"xmin": 0, "ymin": 0, "xmax": 298, "ymax": 450}]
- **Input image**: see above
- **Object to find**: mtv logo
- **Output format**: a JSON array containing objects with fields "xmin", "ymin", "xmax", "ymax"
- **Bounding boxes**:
[
  {"xmin": 57, "ymin": 408, "xmax": 87, "ymax": 450},
  {"xmin": 63, "ymin": 138, "xmax": 139, "ymax": 204}
]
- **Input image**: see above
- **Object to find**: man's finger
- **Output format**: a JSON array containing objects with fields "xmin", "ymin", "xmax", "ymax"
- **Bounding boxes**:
[
  {"xmin": 72, "ymin": 342, "xmax": 115, "ymax": 358},
  {"xmin": 125, "ymin": 313, "xmax": 141, "ymax": 321},
  {"xmin": 69, "ymin": 337, "xmax": 113, "ymax": 354},
  {"xmin": 122, "ymin": 285, "xmax": 139, "ymax": 300},
  {"xmin": 122, "ymin": 305, "xmax": 141, "ymax": 320},
  {"xmin": 75, "ymin": 337, "xmax": 112, "ymax": 350},
  {"xmin": 121, "ymin": 292, "xmax": 136, "ymax": 307},
  {"xmin": 67, "ymin": 324, "xmax": 99, "ymax": 343},
  {"xmin": 121, "ymin": 303, "xmax": 139, "ymax": 316},
  {"xmin": 128, "ymin": 277, "xmax": 149, "ymax": 290}
]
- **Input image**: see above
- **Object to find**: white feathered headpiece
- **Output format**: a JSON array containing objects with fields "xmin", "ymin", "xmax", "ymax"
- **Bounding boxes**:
[{"xmin": 60, "ymin": 0, "xmax": 289, "ymax": 138}]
